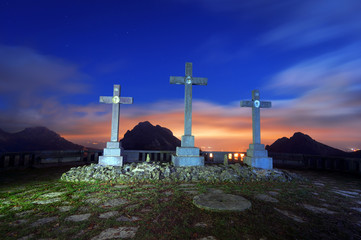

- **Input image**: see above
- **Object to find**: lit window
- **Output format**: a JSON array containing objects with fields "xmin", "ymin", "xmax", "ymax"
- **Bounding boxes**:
[
  {"xmin": 228, "ymin": 153, "xmax": 232, "ymax": 159},
  {"xmin": 234, "ymin": 153, "xmax": 239, "ymax": 158},
  {"xmin": 209, "ymin": 153, "xmax": 213, "ymax": 158},
  {"xmin": 240, "ymin": 153, "xmax": 245, "ymax": 161}
]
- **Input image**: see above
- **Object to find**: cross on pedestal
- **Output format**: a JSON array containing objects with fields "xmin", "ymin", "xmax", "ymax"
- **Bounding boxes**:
[
  {"xmin": 240, "ymin": 89, "xmax": 273, "ymax": 169},
  {"xmin": 98, "ymin": 84, "xmax": 133, "ymax": 166},
  {"xmin": 170, "ymin": 62, "xmax": 207, "ymax": 166}
]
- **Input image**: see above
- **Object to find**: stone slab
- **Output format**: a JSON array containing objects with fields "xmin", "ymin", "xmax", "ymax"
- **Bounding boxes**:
[
  {"xmin": 103, "ymin": 148, "xmax": 121, "ymax": 156},
  {"xmin": 302, "ymin": 204, "xmax": 336, "ymax": 214},
  {"xmin": 91, "ymin": 226, "xmax": 139, "ymax": 240},
  {"xmin": 31, "ymin": 217, "xmax": 58, "ymax": 227},
  {"xmin": 172, "ymin": 155, "xmax": 204, "ymax": 167},
  {"xmin": 176, "ymin": 146, "xmax": 200, "ymax": 156},
  {"xmin": 106, "ymin": 141, "xmax": 121, "ymax": 148},
  {"xmin": 98, "ymin": 156, "xmax": 123, "ymax": 166},
  {"xmin": 99, "ymin": 211, "xmax": 119, "ymax": 219},
  {"xmin": 65, "ymin": 213, "xmax": 91, "ymax": 222},
  {"xmin": 193, "ymin": 192, "xmax": 251, "ymax": 212},
  {"xmin": 255, "ymin": 194, "xmax": 279, "ymax": 203},
  {"xmin": 274, "ymin": 207, "xmax": 304, "ymax": 223}
]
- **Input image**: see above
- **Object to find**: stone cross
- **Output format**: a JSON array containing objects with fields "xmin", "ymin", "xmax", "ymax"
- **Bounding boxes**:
[
  {"xmin": 98, "ymin": 84, "xmax": 133, "ymax": 167},
  {"xmin": 99, "ymin": 85, "xmax": 133, "ymax": 142},
  {"xmin": 240, "ymin": 89, "xmax": 271, "ymax": 145},
  {"xmin": 240, "ymin": 89, "xmax": 273, "ymax": 169},
  {"xmin": 170, "ymin": 62, "xmax": 207, "ymax": 146}
]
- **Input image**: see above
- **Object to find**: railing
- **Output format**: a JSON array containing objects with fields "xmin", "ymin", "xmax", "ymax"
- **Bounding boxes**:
[
  {"xmin": 1, "ymin": 149, "xmax": 360, "ymax": 174},
  {"xmin": 0, "ymin": 149, "xmax": 246, "ymax": 171},
  {"xmin": 270, "ymin": 152, "xmax": 361, "ymax": 174},
  {"xmin": 0, "ymin": 150, "xmax": 101, "ymax": 171}
]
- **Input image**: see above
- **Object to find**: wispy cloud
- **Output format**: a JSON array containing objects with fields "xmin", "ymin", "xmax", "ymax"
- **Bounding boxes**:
[{"xmin": 261, "ymin": 0, "xmax": 361, "ymax": 48}]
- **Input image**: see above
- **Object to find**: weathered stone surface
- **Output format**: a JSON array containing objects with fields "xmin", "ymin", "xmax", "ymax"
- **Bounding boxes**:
[
  {"xmin": 100, "ymin": 198, "xmax": 128, "ymax": 208},
  {"xmin": 65, "ymin": 213, "xmax": 91, "ymax": 222},
  {"xmin": 58, "ymin": 206, "xmax": 73, "ymax": 212},
  {"xmin": 91, "ymin": 226, "xmax": 139, "ymax": 240},
  {"xmin": 99, "ymin": 211, "xmax": 119, "ymax": 219},
  {"xmin": 302, "ymin": 204, "xmax": 336, "ymax": 214},
  {"xmin": 255, "ymin": 194, "xmax": 279, "ymax": 203},
  {"xmin": 31, "ymin": 217, "xmax": 58, "ymax": 227},
  {"xmin": 60, "ymin": 162, "xmax": 304, "ymax": 183},
  {"xmin": 116, "ymin": 215, "xmax": 140, "ymax": 222},
  {"xmin": 84, "ymin": 198, "xmax": 103, "ymax": 204},
  {"xmin": 32, "ymin": 198, "xmax": 61, "ymax": 205},
  {"xmin": 40, "ymin": 192, "xmax": 66, "ymax": 198},
  {"xmin": 193, "ymin": 192, "xmax": 251, "ymax": 212},
  {"xmin": 274, "ymin": 207, "xmax": 304, "ymax": 223}
]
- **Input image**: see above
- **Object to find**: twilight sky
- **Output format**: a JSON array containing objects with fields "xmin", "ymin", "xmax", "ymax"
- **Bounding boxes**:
[{"xmin": 1, "ymin": 0, "xmax": 361, "ymax": 152}]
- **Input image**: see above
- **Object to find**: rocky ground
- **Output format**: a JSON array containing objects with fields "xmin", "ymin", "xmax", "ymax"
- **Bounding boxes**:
[
  {"xmin": 60, "ymin": 162, "xmax": 303, "ymax": 183},
  {"xmin": 0, "ymin": 164, "xmax": 360, "ymax": 239}
]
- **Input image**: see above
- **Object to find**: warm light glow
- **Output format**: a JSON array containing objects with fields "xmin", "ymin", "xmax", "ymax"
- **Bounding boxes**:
[
  {"xmin": 234, "ymin": 153, "xmax": 239, "ymax": 158},
  {"xmin": 240, "ymin": 153, "xmax": 245, "ymax": 161},
  {"xmin": 209, "ymin": 153, "xmax": 213, "ymax": 158},
  {"xmin": 228, "ymin": 153, "xmax": 232, "ymax": 159}
]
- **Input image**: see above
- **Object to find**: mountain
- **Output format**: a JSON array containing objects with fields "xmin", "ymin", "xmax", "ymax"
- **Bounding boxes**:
[
  {"xmin": 121, "ymin": 121, "xmax": 181, "ymax": 150},
  {"xmin": 0, "ymin": 126, "xmax": 84, "ymax": 152},
  {"xmin": 266, "ymin": 132, "xmax": 350, "ymax": 157}
]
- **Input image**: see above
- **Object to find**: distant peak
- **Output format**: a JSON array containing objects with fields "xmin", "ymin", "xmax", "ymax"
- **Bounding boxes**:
[
  {"xmin": 138, "ymin": 121, "xmax": 153, "ymax": 127},
  {"xmin": 291, "ymin": 132, "xmax": 312, "ymax": 140}
]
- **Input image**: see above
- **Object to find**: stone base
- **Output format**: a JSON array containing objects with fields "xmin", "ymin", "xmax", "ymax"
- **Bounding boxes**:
[
  {"xmin": 244, "ymin": 143, "xmax": 273, "ymax": 169},
  {"xmin": 172, "ymin": 146, "xmax": 204, "ymax": 167},
  {"xmin": 98, "ymin": 156, "xmax": 123, "ymax": 166},
  {"xmin": 172, "ymin": 155, "xmax": 204, "ymax": 167},
  {"xmin": 99, "ymin": 141, "xmax": 124, "ymax": 166}
]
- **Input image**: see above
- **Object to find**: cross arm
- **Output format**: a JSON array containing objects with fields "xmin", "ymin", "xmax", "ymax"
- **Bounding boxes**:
[
  {"xmin": 192, "ymin": 77, "xmax": 208, "ymax": 86},
  {"xmin": 240, "ymin": 100, "xmax": 253, "ymax": 108},
  {"xmin": 260, "ymin": 101, "xmax": 272, "ymax": 108},
  {"xmin": 170, "ymin": 76, "xmax": 185, "ymax": 84},
  {"xmin": 99, "ymin": 96, "xmax": 133, "ymax": 104},
  {"xmin": 99, "ymin": 96, "xmax": 113, "ymax": 104},
  {"xmin": 119, "ymin": 97, "xmax": 133, "ymax": 104}
]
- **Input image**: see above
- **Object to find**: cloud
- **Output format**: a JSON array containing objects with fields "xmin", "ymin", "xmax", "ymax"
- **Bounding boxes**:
[
  {"xmin": 265, "ymin": 43, "xmax": 361, "ymax": 150},
  {"xmin": 0, "ymin": 45, "xmax": 91, "ymax": 98},
  {"xmin": 0, "ymin": 44, "xmax": 92, "ymax": 130},
  {"xmin": 261, "ymin": 0, "xmax": 361, "ymax": 48}
]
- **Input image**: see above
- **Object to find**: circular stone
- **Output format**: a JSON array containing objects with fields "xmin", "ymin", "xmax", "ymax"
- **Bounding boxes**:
[{"xmin": 193, "ymin": 193, "xmax": 251, "ymax": 212}]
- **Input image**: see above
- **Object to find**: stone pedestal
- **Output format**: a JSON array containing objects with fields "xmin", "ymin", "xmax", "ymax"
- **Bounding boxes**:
[
  {"xmin": 172, "ymin": 145, "xmax": 204, "ymax": 167},
  {"xmin": 98, "ymin": 141, "xmax": 123, "ymax": 166},
  {"xmin": 244, "ymin": 143, "xmax": 273, "ymax": 169}
]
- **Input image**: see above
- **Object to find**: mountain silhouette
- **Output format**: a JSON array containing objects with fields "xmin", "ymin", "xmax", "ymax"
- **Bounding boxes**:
[
  {"xmin": 0, "ymin": 126, "xmax": 84, "ymax": 152},
  {"xmin": 266, "ymin": 132, "xmax": 355, "ymax": 157},
  {"xmin": 121, "ymin": 121, "xmax": 181, "ymax": 150}
]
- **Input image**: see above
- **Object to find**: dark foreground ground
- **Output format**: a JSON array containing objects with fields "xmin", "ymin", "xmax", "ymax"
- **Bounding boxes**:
[{"xmin": 0, "ymin": 165, "xmax": 360, "ymax": 240}]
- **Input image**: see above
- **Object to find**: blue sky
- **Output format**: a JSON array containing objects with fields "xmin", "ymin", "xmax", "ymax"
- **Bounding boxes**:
[{"xmin": 1, "ymin": 0, "xmax": 361, "ymax": 151}]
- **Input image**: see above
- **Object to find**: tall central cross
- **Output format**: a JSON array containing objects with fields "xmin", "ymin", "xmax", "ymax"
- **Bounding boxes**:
[
  {"xmin": 170, "ymin": 62, "xmax": 207, "ymax": 146},
  {"xmin": 240, "ymin": 89, "xmax": 271, "ymax": 144},
  {"xmin": 99, "ymin": 85, "xmax": 133, "ymax": 142}
]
